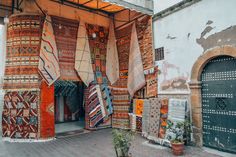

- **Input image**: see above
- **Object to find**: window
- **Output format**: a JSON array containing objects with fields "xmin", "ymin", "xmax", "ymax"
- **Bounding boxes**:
[{"xmin": 155, "ymin": 47, "xmax": 164, "ymax": 61}]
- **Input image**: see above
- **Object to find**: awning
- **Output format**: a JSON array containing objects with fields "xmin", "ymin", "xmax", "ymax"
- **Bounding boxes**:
[
  {"xmin": 67, "ymin": 0, "xmax": 153, "ymax": 15},
  {"xmin": 0, "ymin": 0, "xmax": 153, "ymax": 23},
  {"xmin": 104, "ymin": 0, "xmax": 153, "ymax": 15}
]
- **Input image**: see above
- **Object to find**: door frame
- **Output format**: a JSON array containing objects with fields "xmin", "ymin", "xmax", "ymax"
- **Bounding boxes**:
[{"xmin": 189, "ymin": 45, "xmax": 236, "ymax": 146}]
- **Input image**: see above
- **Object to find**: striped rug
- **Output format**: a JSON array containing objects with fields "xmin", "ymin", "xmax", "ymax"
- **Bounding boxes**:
[{"xmin": 111, "ymin": 87, "xmax": 130, "ymax": 129}]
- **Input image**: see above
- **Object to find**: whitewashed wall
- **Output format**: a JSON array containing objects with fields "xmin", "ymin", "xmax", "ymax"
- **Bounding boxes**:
[
  {"xmin": 124, "ymin": 0, "xmax": 153, "ymax": 10},
  {"xmin": 0, "ymin": 24, "xmax": 6, "ymax": 133},
  {"xmin": 154, "ymin": 0, "xmax": 183, "ymax": 14},
  {"xmin": 153, "ymin": 0, "xmax": 236, "ymax": 94},
  {"xmin": 0, "ymin": 24, "xmax": 6, "ymax": 86}
]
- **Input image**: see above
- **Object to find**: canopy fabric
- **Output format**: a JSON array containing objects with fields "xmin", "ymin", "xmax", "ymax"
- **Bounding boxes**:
[
  {"xmin": 68, "ymin": 0, "xmax": 153, "ymax": 14},
  {"xmin": 69, "ymin": 0, "xmax": 124, "ymax": 13}
]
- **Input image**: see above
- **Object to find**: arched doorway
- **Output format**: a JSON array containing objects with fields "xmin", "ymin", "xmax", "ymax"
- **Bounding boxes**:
[
  {"xmin": 201, "ymin": 56, "xmax": 236, "ymax": 153},
  {"xmin": 189, "ymin": 46, "xmax": 236, "ymax": 148}
]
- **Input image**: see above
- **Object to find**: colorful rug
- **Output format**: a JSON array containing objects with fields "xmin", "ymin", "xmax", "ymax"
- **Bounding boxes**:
[
  {"xmin": 106, "ymin": 20, "xmax": 119, "ymax": 85},
  {"xmin": 115, "ymin": 24, "xmax": 132, "ymax": 86},
  {"xmin": 101, "ymin": 84, "xmax": 113, "ymax": 115},
  {"xmin": 136, "ymin": 116, "xmax": 142, "ymax": 132},
  {"xmin": 51, "ymin": 16, "xmax": 80, "ymax": 81},
  {"xmin": 128, "ymin": 23, "xmax": 145, "ymax": 97},
  {"xmin": 86, "ymin": 84, "xmax": 104, "ymax": 128},
  {"xmin": 75, "ymin": 20, "xmax": 94, "ymax": 86},
  {"xmin": 142, "ymin": 99, "xmax": 150, "ymax": 137},
  {"xmin": 148, "ymin": 98, "xmax": 161, "ymax": 139},
  {"xmin": 39, "ymin": 15, "xmax": 60, "ymax": 85},
  {"xmin": 2, "ymin": 90, "xmax": 39, "ymax": 139},
  {"xmin": 96, "ymin": 85, "xmax": 106, "ymax": 118},
  {"xmin": 3, "ymin": 14, "xmax": 43, "ymax": 90},
  {"xmin": 158, "ymin": 98, "xmax": 169, "ymax": 139},
  {"xmin": 40, "ymin": 81, "xmax": 55, "ymax": 139},
  {"xmin": 136, "ymin": 16, "xmax": 154, "ymax": 70},
  {"xmin": 84, "ymin": 84, "xmax": 113, "ymax": 129},
  {"xmin": 86, "ymin": 23, "xmax": 109, "ymax": 84},
  {"xmin": 133, "ymin": 99, "xmax": 144, "ymax": 117},
  {"xmin": 145, "ymin": 67, "xmax": 158, "ymax": 98},
  {"xmin": 111, "ymin": 88, "xmax": 130, "ymax": 129}
]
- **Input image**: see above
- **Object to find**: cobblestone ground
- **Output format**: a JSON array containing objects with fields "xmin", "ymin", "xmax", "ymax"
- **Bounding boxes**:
[{"xmin": 0, "ymin": 129, "xmax": 230, "ymax": 157}]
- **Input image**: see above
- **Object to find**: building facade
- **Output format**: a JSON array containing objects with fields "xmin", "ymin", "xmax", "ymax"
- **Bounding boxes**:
[
  {"xmin": 153, "ymin": 0, "xmax": 236, "ymax": 153},
  {"xmin": 0, "ymin": 0, "xmax": 155, "ymax": 141}
]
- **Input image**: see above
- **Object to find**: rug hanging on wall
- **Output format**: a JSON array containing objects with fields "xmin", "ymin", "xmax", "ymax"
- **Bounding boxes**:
[
  {"xmin": 38, "ymin": 15, "xmax": 60, "ymax": 85},
  {"xmin": 136, "ymin": 16, "xmax": 154, "ymax": 70},
  {"xmin": 145, "ymin": 67, "xmax": 158, "ymax": 98},
  {"xmin": 167, "ymin": 99, "xmax": 187, "ymax": 122},
  {"xmin": 106, "ymin": 20, "xmax": 119, "ymax": 85},
  {"xmin": 147, "ymin": 98, "xmax": 161, "ymax": 140},
  {"xmin": 51, "ymin": 16, "xmax": 80, "ymax": 81},
  {"xmin": 40, "ymin": 81, "xmax": 55, "ymax": 139},
  {"xmin": 2, "ymin": 90, "xmax": 39, "ymax": 139},
  {"xmin": 111, "ymin": 87, "xmax": 130, "ymax": 129},
  {"xmin": 142, "ymin": 99, "xmax": 150, "ymax": 137},
  {"xmin": 165, "ymin": 99, "xmax": 187, "ymax": 140},
  {"xmin": 113, "ymin": 24, "xmax": 132, "ymax": 88},
  {"xmin": 2, "ymin": 14, "xmax": 43, "ymax": 140},
  {"xmin": 86, "ymin": 23, "xmax": 109, "ymax": 84},
  {"xmin": 86, "ymin": 84, "xmax": 105, "ymax": 128},
  {"xmin": 136, "ymin": 115, "xmax": 142, "ymax": 132},
  {"xmin": 101, "ymin": 84, "xmax": 113, "ymax": 115},
  {"xmin": 158, "ymin": 98, "xmax": 169, "ymax": 139},
  {"xmin": 127, "ymin": 23, "xmax": 145, "ymax": 97},
  {"xmin": 84, "ymin": 84, "xmax": 113, "ymax": 129},
  {"xmin": 3, "ymin": 14, "xmax": 43, "ymax": 90},
  {"xmin": 134, "ymin": 99, "xmax": 144, "ymax": 117},
  {"xmin": 75, "ymin": 20, "xmax": 94, "ymax": 86}
]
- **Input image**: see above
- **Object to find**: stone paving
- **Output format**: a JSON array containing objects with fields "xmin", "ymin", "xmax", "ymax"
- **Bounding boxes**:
[{"xmin": 0, "ymin": 129, "xmax": 233, "ymax": 157}]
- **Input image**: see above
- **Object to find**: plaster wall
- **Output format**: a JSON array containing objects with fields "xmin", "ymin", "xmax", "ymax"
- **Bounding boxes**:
[
  {"xmin": 153, "ymin": 0, "xmax": 236, "ymax": 95},
  {"xmin": 154, "ymin": 0, "xmax": 183, "ymax": 14},
  {"xmin": 0, "ymin": 24, "xmax": 6, "ymax": 134},
  {"xmin": 124, "ymin": 0, "xmax": 153, "ymax": 10}
]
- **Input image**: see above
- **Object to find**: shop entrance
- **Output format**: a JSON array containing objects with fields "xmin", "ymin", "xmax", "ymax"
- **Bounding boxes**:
[
  {"xmin": 201, "ymin": 56, "xmax": 236, "ymax": 153},
  {"xmin": 54, "ymin": 81, "xmax": 85, "ymax": 134}
]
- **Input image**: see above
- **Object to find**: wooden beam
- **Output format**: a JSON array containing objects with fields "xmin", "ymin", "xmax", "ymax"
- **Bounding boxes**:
[
  {"xmin": 81, "ymin": 0, "xmax": 93, "ymax": 5},
  {"xmin": 50, "ymin": 0, "xmax": 112, "ymax": 16},
  {"xmin": 99, "ymin": 4, "xmax": 112, "ymax": 10},
  {"xmin": 115, "ymin": 14, "xmax": 147, "ymax": 30}
]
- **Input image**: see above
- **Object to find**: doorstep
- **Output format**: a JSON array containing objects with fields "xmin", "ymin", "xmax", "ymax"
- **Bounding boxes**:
[{"xmin": 203, "ymin": 147, "xmax": 236, "ymax": 157}]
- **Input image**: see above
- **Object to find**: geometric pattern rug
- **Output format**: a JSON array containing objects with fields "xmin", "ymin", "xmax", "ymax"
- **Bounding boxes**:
[
  {"xmin": 111, "ymin": 87, "xmax": 130, "ymax": 129},
  {"xmin": 3, "ymin": 14, "xmax": 43, "ymax": 90},
  {"xmin": 2, "ymin": 91, "xmax": 39, "ymax": 139}
]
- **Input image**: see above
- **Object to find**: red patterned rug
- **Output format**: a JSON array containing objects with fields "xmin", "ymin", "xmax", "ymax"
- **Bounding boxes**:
[
  {"xmin": 136, "ymin": 16, "xmax": 154, "ymax": 71},
  {"xmin": 3, "ymin": 14, "xmax": 43, "ymax": 90},
  {"xmin": 2, "ymin": 91, "xmax": 39, "ymax": 139},
  {"xmin": 51, "ymin": 16, "xmax": 80, "ymax": 81},
  {"xmin": 115, "ymin": 24, "xmax": 132, "ymax": 84}
]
